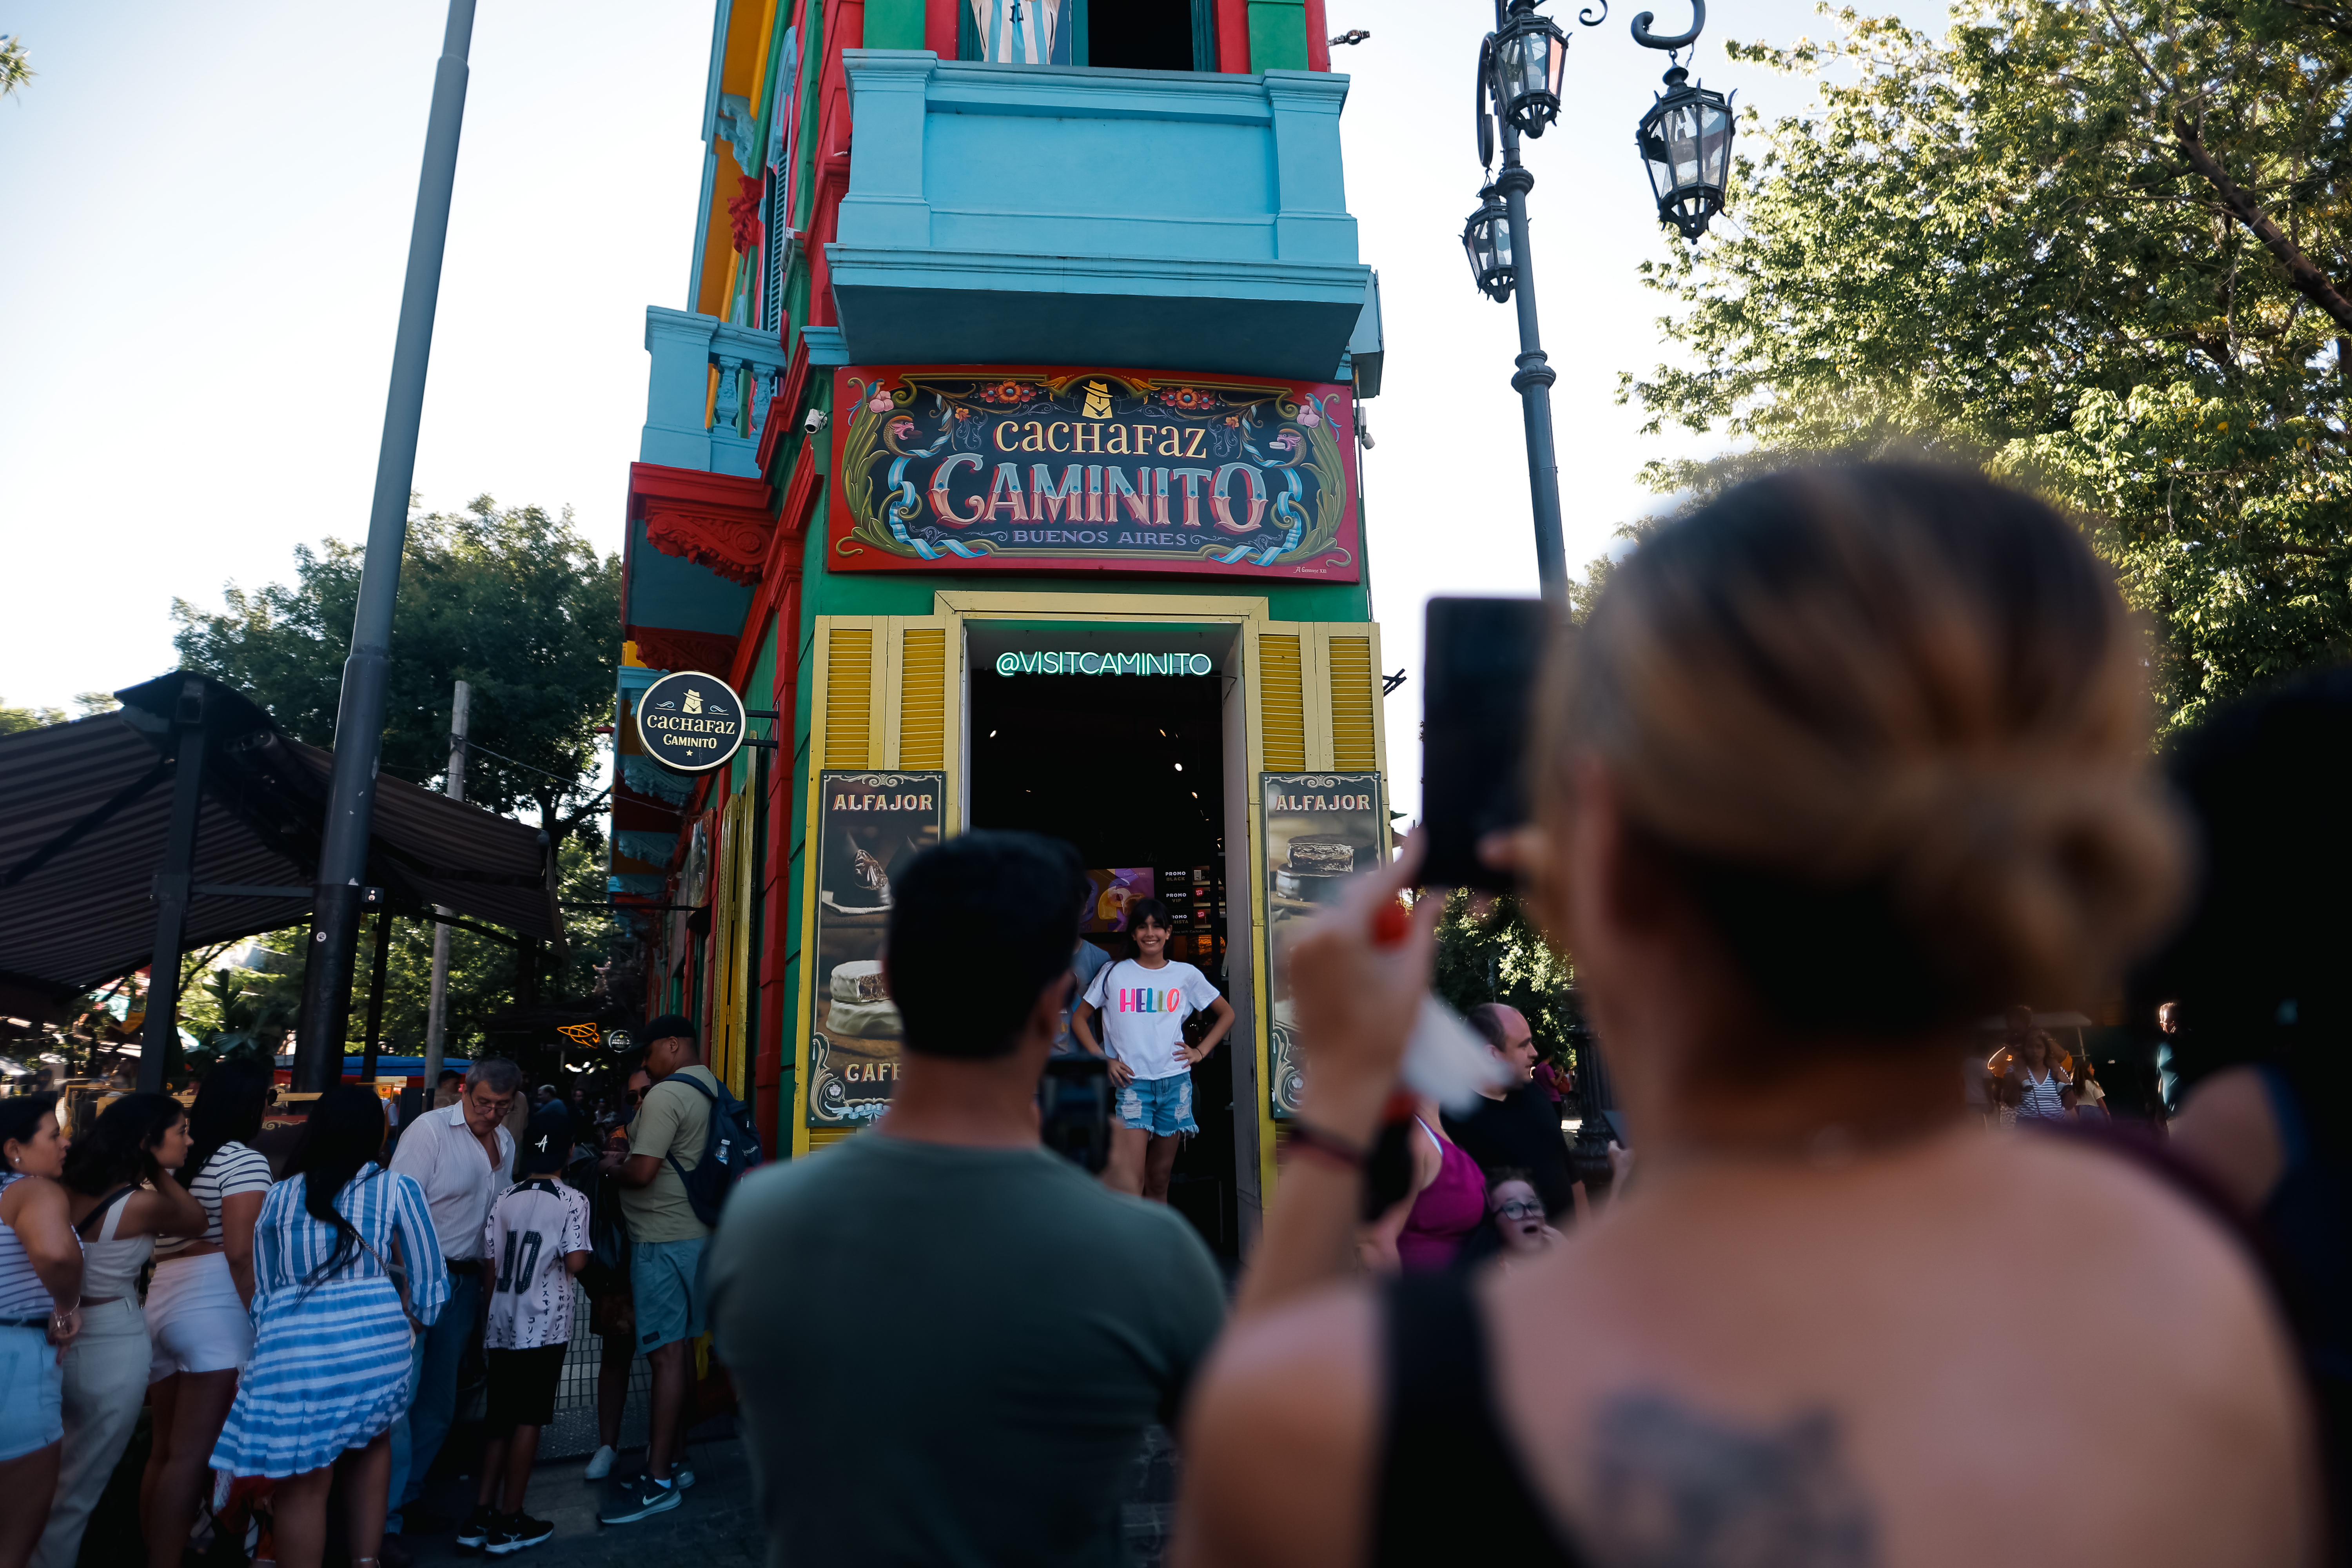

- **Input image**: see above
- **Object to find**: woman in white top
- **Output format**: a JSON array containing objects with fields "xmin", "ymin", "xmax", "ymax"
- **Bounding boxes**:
[
  {"xmin": 31, "ymin": 1094, "xmax": 202, "ymax": 1568},
  {"xmin": 143, "ymin": 1059, "xmax": 275, "ymax": 1568}
]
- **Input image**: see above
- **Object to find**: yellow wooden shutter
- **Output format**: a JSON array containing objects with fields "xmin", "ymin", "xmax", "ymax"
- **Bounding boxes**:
[
  {"xmin": 822, "ymin": 625, "xmax": 875, "ymax": 768},
  {"xmin": 897, "ymin": 626, "xmax": 948, "ymax": 769},
  {"xmin": 1326, "ymin": 633, "xmax": 1377, "ymax": 771},
  {"xmin": 1259, "ymin": 633, "xmax": 1307, "ymax": 771}
]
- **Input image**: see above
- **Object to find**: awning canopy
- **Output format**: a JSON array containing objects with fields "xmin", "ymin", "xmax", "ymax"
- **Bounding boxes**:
[{"xmin": 0, "ymin": 673, "xmax": 562, "ymax": 999}]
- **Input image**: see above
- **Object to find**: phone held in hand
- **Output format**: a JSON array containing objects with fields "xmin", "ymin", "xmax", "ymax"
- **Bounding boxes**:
[{"xmin": 1420, "ymin": 595, "xmax": 1552, "ymax": 891}]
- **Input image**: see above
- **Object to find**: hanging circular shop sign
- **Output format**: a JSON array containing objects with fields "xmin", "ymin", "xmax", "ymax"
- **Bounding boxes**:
[{"xmin": 635, "ymin": 670, "xmax": 747, "ymax": 774}]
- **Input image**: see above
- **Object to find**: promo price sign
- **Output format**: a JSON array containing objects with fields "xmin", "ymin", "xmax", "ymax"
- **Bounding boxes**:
[{"xmin": 635, "ymin": 670, "xmax": 748, "ymax": 774}]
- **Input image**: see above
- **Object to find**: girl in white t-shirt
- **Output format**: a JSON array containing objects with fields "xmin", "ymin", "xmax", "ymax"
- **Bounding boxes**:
[{"xmin": 1073, "ymin": 899, "xmax": 1235, "ymax": 1202}]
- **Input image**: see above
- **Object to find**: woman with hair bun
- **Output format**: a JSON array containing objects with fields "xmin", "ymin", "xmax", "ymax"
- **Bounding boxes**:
[{"xmin": 1178, "ymin": 465, "xmax": 2320, "ymax": 1567}]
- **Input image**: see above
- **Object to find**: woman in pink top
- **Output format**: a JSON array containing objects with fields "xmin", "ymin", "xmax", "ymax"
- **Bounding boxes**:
[{"xmin": 1362, "ymin": 1097, "xmax": 1485, "ymax": 1272}]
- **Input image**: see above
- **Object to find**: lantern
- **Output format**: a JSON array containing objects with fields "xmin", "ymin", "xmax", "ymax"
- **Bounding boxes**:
[
  {"xmin": 1636, "ymin": 64, "xmax": 1735, "ymax": 240},
  {"xmin": 1462, "ymin": 186, "xmax": 1515, "ymax": 301},
  {"xmin": 1491, "ymin": 1, "xmax": 1573, "ymax": 137}
]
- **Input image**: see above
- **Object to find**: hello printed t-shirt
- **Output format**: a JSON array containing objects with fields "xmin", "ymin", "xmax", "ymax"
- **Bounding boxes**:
[{"xmin": 1083, "ymin": 959, "xmax": 1221, "ymax": 1082}]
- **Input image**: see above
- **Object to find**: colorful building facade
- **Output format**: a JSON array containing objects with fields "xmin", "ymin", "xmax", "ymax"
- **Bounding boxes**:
[{"xmin": 612, "ymin": 0, "xmax": 1387, "ymax": 1258}]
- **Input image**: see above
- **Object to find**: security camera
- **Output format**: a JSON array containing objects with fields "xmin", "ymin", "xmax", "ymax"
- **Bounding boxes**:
[{"xmin": 805, "ymin": 408, "xmax": 829, "ymax": 434}]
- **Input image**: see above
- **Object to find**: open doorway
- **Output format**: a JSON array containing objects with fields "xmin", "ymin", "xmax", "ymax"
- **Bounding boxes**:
[
  {"xmin": 1083, "ymin": 0, "xmax": 1204, "ymax": 70},
  {"xmin": 967, "ymin": 640, "xmax": 1239, "ymax": 1258}
]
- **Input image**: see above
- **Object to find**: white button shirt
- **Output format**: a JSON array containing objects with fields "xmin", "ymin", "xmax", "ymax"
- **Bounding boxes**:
[{"xmin": 388, "ymin": 1101, "xmax": 516, "ymax": 1263}]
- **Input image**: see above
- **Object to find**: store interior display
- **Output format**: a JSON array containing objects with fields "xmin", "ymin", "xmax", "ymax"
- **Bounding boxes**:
[{"xmin": 970, "ymin": 654, "xmax": 1238, "ymax": 1257}]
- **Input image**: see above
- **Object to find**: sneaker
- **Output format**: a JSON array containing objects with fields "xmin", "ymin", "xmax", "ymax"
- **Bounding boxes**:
[
  {"xmin": 583, "ymin": 1444, "xmax": 617, "ymax": 1481},
  {"xmin": 598, "ymin": 1473, "xmax": 682, "ymax": 1526},
  {"xmin": 670, "ymin": 1465, "xmax": 696, "ymax": 1490},
  {"xmin": 456, "ymin": 1505, "xmax": 498, "ymax": 1552},
  {"xmin": 486, "ymin": 1512, "xmax": 555, "ymax": 1555}
]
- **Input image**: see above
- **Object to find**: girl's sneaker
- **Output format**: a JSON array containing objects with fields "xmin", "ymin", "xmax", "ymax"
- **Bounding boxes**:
[
  {"xmin": 455, "ymin": 1504, "xmax": 499, "ymax": 1552},
  {"xmin": 487, "ymin": 1512, "xmax": 555, "ymax": 1555},
  {"xmin": 583, "ymin": 1444, "xmax": 617, "ymax": 1481}
]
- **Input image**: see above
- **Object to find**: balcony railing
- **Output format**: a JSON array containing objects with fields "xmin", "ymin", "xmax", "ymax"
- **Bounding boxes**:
[
  {"xmin": 641, "ymin": 308, "xmax": 788, "ymax": 478},
  {"xmin": 826, "ymin": 52, "xmax": 1375, "ymax": 381}
]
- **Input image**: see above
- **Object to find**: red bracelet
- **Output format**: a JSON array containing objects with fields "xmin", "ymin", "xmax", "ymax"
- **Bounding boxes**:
[{"xmin": 1286, "ymin": 1120, "xmax": 1370, "ymax": 1171}]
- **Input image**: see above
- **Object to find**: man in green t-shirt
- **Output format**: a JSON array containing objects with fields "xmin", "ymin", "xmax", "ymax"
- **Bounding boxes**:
[
  {"xmin": 600, "ymin": 1013, "xmax": 716, "ymax": 1525},
  {"xmin": 710, "ymin": 831, "xmax": 1227, "ymax": 1567}
]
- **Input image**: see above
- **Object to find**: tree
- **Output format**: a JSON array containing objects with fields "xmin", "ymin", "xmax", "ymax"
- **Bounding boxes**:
[
  {"xmin": 1430, "ymin": 891, "xmax": 1583, "ymax": 1073},
  {"xmin": 0, "ymin": 693, "xmax": 118, "ymax": 736},
  {"xmin": 0, "ymin": 36, "xmax": 31, "ymax": 102},
  {"xmin": 173, "ymin": 496, "xmax": 622, "ymax": 855},
  {"xmin": 1624, "ymin": 0, "xmax": 2352, "ymax": 736},
  {"xmin": 172, "ymin": 497, "xmax": 625, "ymax": 1059}
]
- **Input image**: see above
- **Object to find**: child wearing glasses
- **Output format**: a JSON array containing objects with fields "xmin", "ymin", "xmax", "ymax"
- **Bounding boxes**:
[{"xmin": 1486, "ymin": 1168, "xmax": 1562, "ymax": 1266}]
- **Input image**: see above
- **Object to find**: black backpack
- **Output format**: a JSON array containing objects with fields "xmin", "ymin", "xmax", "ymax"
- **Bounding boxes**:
[{"xmin": 662, "ymin": 1072, "xmax": 766, "ymax": 1227}]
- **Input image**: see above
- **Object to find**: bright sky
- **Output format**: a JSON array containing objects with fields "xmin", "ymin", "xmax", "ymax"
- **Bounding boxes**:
[{"xmin": 0, "ymin": 0, "xmax": 1937, "ymax": 820}]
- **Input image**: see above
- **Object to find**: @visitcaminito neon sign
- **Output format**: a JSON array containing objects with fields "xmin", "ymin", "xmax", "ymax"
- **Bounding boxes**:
[{"xmin": 993, "ymin": 651, "xmax": 1216, "ymax": 677}]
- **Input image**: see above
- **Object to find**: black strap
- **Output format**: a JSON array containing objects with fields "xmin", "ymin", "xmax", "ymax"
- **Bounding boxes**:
[
  {"xmin": 74, "ymin": 1185, "xmax": 134, "ymax": 1240},
  {"xmin": 1374, "ymin": 1272, "xmax": 1584, "ymax": 1568}
]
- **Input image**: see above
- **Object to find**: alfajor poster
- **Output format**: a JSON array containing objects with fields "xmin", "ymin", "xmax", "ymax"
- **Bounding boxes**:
[
  {"xmin": 806, "ymin": 771, "xmax": 944, "ymax": 1127},
  {"xmin": 1260, "ymin": 773, "xmax": 1386, "ymax": 1119}
]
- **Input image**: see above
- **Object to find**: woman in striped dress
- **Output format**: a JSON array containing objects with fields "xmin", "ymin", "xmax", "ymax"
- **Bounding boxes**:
[{"xmin": 212, "ymin": 1085, "xmax": 446, "ymax": 1568}]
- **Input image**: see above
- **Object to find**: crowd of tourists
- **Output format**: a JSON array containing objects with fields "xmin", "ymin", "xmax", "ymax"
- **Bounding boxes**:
[
  {"xmin": 7, "ymin": 460, "xmax": 2352, "ymax": 1567},
  {"xmin": 0, "ymin": 1016, "xmax": 735, "ymax": 1568}
]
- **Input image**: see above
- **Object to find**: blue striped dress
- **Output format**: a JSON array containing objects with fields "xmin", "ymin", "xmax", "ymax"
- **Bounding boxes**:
[{"xmin": 210, "ymin": 1166, "xmax": 448, "ymax": 1477}]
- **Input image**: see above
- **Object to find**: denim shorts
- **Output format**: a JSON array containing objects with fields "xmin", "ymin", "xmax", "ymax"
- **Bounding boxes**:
[
  {"xmin": 0, "ymin": 1322, "xmax": 64, "ymax": 1461},
  {"xmin": 1116, "ymin": 1071, "xmax": 1197, "ymax": 1136},
  {"xmin": 632, "ymin": 1237, "xmax": 709, "ymax": 1351}
]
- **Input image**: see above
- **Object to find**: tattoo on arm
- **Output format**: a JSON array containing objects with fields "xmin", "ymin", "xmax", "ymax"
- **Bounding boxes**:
[{"xmin": 1583, "ymin": 1393, "xmax": 1877, "ymax": 1567}]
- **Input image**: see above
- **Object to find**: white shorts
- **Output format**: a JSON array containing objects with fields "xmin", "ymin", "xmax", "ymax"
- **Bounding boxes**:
[{"xmin": 146, "ymin": 1252, "xmax": 254, "ymax": 1381}]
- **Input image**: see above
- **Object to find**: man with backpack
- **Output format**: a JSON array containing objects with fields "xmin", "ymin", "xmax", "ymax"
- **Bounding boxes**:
[{"xmin": 601, "ymin": 1014, "xmax": 758, "ymax": 1524}]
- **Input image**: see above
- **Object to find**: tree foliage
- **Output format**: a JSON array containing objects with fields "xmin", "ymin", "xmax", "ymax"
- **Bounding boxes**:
[
  {"xmin": 0, "ymin": 35, "xmax": 32, "ymax": 102},
  {"xmin": 170, "ymin": 497, "xmax": 625, "ymax": 1067},
  {"xmin": 1625, "ymin": 0, "xmax": 2352, "ymax": 735},
  {"xmin": 1430, "ymin": 891, "xmax": 1582, "ymax": 1071},
  {"xmin": 172, "ymin": 496, "xmax": 622, "ymax": 849}
]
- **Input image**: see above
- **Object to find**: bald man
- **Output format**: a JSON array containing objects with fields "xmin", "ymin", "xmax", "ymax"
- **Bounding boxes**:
[{"xmin": 1441, "ymin": 1003, "xmax": 1578, "ymax": 1219}]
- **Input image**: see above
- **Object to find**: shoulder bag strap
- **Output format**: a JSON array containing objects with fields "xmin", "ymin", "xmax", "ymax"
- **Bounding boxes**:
[{"xmin": 74, "ymin": 1184, "xmax": 135, "ymax": 1240}]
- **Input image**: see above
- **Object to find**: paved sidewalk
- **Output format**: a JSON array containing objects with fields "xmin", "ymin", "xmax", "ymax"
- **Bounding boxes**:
[{"xmin": 397, "ymin": 1435, "xmax": 764, "ymax": 1566}]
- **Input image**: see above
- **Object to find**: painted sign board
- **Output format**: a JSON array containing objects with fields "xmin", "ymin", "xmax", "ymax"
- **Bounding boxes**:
[
  {"xmin": 828, "ymin": 365, "xmax": 1360, "ymax": 581},
  {"xmin": 1259, "ymin": 772, "xmax": 1386, "ymax": 1119},
  {"xmin": 806, "ymin": 771, "xmax": 945, "ymax": 1129},
  {"xmin": 635, "ymin": 670, "xmax": 747, "ymax": 774}
]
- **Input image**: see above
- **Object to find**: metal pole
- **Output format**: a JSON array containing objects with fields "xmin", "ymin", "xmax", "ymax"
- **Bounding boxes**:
[
  {"xmin": 423, "ymin": 678, "xmax": 472, "ymax": 1091},
  {"xmin": 140, "ymin": 677, "xmax": 209, "ymax": 1094},
  {"xmin": 292, "ymin": 0, "xmax": 477, "ymax": 1094},
  {"xmin": 1494, "ymin": 125, "xmax": 1568, "ymax": 603},
  {"xmin": 362, "ymin": 904, "xmax": 392, "ymax": 1084}
]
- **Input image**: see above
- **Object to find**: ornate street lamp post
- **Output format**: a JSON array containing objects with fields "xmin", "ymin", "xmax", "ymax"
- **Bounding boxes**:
[
  {"xmin": 1462, "ymin": 0, "xmax": 1734, "ymax": 1184},
  {"xmin": 1463, "ymin": 0, "xmax": 1734, "ymax": 603}
]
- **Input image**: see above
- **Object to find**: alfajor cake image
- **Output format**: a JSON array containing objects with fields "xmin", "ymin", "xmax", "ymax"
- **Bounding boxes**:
[
  {"xmin": 824, "ymin": 958, "xmax": 902, "ymax": 1038},
  {"xmin": 1272, "ymin": 833, "xmax": 1361, "ymax": 904}
]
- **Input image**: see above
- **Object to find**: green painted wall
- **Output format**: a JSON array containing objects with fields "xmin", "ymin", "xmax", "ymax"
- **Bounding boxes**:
[
  {"xmin": 862, "ymin": 0, "xmax": 927, "ymax": 50},
  {"xmin": 1248, "ymin": 0, "xmax": 1310, "ymax": 71}
]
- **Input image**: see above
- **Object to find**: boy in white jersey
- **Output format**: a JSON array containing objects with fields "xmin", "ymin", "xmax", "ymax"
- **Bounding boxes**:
[
  {"xmin": 459, "ymin": 1107, "xmax": 590, "ymax": 1556},
  {"xmin": 1073, "ymin": 898, "xmax": 1235, "ymax": 1202}
]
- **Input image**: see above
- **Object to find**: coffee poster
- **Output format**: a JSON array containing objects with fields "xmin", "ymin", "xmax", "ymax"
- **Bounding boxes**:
[
  {"xmin": 1260, "ymin": 773, "xmax": 1386, "ymax": 1118},
  {"xmin": 805, "ymin": 771, "xmax": 945, "ymax": 1128}
]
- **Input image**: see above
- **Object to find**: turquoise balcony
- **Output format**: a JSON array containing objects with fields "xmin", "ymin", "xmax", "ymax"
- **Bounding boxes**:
[
  {"xmin": 827, "ymin": 51, "xmax": 1377, "ymax": 382},
  {"xmin": 640, "ymin": 308, "xmax": 789, "ymax": 477}
]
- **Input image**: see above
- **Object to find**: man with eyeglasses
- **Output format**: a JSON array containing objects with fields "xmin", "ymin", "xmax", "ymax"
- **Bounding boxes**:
[{"xmin": 383, "ymin": 1057, "xmax": 522, "ymax": 1557}]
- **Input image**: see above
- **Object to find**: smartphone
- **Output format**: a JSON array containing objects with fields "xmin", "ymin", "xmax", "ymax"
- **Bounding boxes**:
[
  {"xmin": 1038, "ymin": 1054, "xmax": 1113, "ymax": 1173},
  {"xmin": 1420, "ymin": 595, "xmax": 1552, "ymax": 891}
]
